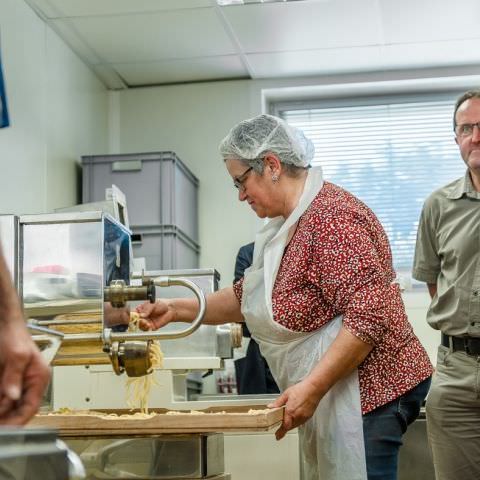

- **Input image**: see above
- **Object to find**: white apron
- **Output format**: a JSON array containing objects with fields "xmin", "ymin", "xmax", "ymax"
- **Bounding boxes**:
[{"xmin": 242, "ymin": 167, "xmax": 367, "ymax": 480}]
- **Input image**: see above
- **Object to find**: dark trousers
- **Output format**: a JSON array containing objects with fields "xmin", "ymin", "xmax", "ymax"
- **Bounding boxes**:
[
  {"xmin": 363, "ymin": 377, "xmax": 431, "ymax": 480},
  {"xmin": 234, "ymin": 339, "xmax": 279, "ymax": 394}
]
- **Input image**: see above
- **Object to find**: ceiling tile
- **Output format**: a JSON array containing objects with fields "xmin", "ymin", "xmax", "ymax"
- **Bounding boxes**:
[
  {"xmin": 380, "ymin": 0, "xmax": 480, "ymax": 44},
  {"xmin": 27, "ymin": 0, "xmax": 212, "ymax": 18},
  {"xmin": 247, "ymin": 46, "xmax": 383, "ymax": 78},
  {"xmin": 222, "ymin": 0, "xmax": 382, "ymax": 53},
  {"xmin": 112, "ymin": 56, "xmax": 249, "ymax": 86},
  {"xmin": 380, "ymin": 39, "xmax": 480, "ymax": 70},
  {"xmin": 248, "ymin": 37, "xmax": 480, "ymax": 80},
  {"xmin": 51, "ymin": 8, "xmax": 237, "ymax": 64}
]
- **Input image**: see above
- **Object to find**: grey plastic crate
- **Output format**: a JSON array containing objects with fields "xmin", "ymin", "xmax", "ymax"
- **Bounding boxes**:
[
  {"xmin": 131, "ymin": 225, "xmax": 200, "ymax": 270},
  {"xmin": 82, "ymin": 152, "xmax": 199, "ymax": 242}
]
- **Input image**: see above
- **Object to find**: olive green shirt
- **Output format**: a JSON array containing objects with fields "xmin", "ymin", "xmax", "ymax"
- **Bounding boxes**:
[{"xmin": 413, "ymin": 171, "xmax": 480, "ymax": 336}]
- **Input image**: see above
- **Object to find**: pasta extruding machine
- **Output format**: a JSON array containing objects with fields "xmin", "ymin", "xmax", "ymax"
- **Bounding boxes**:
[{"xmin": 0, "ymin": 212, "xmax": 240, "ymax": 408}]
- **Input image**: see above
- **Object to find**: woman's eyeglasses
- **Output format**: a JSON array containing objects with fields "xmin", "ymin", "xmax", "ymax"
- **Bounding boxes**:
[{"xmin": 233, "ymin": 166, "xmax": 253, "ymax": 191}]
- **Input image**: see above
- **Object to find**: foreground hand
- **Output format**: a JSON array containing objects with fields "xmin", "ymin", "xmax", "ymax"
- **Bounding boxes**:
[
  {"xmin": 0, "ymin": 321, "xmax": 50, "ymax": 425},
  {"xmin": 268, "ymin": 379, "xmax": 322, "ymax": 440},
  {"xmin": 136, "ymin": 300, "xmax": 176, "ymax": 331}
]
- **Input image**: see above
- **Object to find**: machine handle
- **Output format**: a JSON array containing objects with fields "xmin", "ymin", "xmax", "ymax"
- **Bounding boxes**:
[
  {"xmin": 104, "ymin": 276, "xmax": 206, "ymax": 343},
  {"xmin": 112, "ymin": 159, "xmax": 142, "ymax": 172},
  {"xmin": 27, "ymin": 323, "xmax": 64, "ymax": 365}
]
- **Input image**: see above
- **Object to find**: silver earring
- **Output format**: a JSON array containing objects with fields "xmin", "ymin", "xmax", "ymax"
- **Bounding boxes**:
[{"xmin": 272, "ymin": 174, "xmax": 279, "ymax": 183}]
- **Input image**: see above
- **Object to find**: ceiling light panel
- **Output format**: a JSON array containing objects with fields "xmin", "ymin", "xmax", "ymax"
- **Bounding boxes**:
[{"xmin": 29, "ymin": 0, "xmax": 212, "ymax": 18}]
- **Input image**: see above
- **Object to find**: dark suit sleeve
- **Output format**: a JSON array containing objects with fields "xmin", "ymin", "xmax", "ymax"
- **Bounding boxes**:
[
  {"xmin": 233, "ymin": 242, "xmax": 254, "ymax": 283},
  {"xmin": 233, "ymin": 242, "xmax": 254, "ymax": 337}
]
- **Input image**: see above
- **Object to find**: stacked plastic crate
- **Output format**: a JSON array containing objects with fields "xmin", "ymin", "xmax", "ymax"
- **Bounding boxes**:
[{"xmin": 81, "ymin": 151, "xmax": 199, "ymax": 270}]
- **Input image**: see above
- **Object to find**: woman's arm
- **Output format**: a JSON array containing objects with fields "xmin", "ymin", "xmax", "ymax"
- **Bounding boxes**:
[
  {"xmin": 269, "ymin": 326, "xmax": 372, "ymax": 440},
  {"xmin": 137, "ymin": 286, "xmax": 244, "ymax": 330}
]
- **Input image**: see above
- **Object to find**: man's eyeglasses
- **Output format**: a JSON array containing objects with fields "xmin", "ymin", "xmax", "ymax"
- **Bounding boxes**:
[
  {"xmin": 455, "ymin": 122, "xmax": 480, "ymax": 138},
  {"xmin": 233, "ymin": 166, "xmax": 253, "ymax": 191}
]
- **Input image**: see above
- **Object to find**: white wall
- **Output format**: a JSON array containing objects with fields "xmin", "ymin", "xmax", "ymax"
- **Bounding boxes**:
[
  {"xmin": 403, "ymin": 290, "xmax": 440, "ymax": 364},
  {"xmin": 0, "ymin": 0, "xmax": 108, "ymax": 215}
]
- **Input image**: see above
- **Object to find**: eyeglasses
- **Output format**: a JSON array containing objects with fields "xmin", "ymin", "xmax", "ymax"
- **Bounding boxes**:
[
  {"xmin": 455, "ymin": 122, "xmax": 480, "ymax": 138},
  {"xmin": 233, "ymin": 166, "xmax": 253, "ymax": 191}
]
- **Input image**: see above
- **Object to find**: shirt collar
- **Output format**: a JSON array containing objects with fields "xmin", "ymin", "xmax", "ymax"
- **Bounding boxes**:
[{"xmin": 446, "ymin": 170, "xmax": 480, "ymax": 200}]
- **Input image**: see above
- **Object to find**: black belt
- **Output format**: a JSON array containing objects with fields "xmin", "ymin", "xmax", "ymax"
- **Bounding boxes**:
[{"xmin": 441, "ymin": 333, "xmax": 480, "ymax": 356}]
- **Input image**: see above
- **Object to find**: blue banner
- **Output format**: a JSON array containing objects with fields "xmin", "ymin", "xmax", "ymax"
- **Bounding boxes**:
[{"xmin": 0, "ymin": 49, "xmax": 9, "ymax": 129}]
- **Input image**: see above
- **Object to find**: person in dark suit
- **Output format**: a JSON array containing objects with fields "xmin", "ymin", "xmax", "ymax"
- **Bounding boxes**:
[{"xmin": 233, "ymin": 242, "xmax": 279, "ymax": 394}]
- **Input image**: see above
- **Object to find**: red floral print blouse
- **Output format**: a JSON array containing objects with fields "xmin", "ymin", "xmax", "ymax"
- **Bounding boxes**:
[{"xmin": 234, "ymin": 181, "xmax": 433, "ymax": 414}]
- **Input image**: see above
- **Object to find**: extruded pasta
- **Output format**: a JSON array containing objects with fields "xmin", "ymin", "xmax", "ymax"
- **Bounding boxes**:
[{"xmin": 125, "ymin": 312, "xmax": 164, "ymax": 413}]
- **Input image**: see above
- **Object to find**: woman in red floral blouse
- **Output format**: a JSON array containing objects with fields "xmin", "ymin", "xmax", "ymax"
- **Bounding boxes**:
[{"xmin": 138, "ymin": 114, "xmax": 433, "ymax": 480}]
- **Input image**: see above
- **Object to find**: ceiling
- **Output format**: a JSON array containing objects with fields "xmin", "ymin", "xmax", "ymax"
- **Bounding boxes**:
[{"xmin": 24, "ymin": 0, "xmax": 480, "ymax": 90}]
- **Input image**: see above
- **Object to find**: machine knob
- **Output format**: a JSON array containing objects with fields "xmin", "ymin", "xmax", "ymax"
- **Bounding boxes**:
[
  {"xmin": 104, "ymin": 279, "xmax": 155, "ymax": 308},
  {"xmin": 107, "ymin": 340, "xmax": 153, "ymax": 377}
]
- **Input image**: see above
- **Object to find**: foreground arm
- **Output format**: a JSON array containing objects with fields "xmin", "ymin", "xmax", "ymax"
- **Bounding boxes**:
[
  {"xmin": 269, "ymin": 327, "xmax": 372, "ymax": 439},
  {"xmin": 0, "ymin": 249, "xmax": 50, "ymax": 425},
  {"xmin": 137, "ymin": 286, "xmax": 244, "ymax": 330}
]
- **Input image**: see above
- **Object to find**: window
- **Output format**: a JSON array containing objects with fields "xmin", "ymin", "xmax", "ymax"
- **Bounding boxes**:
[{"xmin": 273, "ymin": 93, "xmax": 465, "ymax": 270}]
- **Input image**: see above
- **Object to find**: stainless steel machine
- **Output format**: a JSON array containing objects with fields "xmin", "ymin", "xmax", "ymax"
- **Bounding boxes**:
[
  {"xmin": 0, "ymin": 211, "xmax": 243, "ymax": 480},
  {"xmin": 1, "ymin": 211, "xmax": 242, "ymax": 402},
  {"xmin": 18, "ymin": 211, "xmax": 210, "ymax": 378}
]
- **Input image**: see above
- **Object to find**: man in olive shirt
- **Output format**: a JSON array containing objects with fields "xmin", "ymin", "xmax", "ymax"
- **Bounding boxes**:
[{"xmin": 413, "ymin": 89, "xmax": 480, "ymax": 480}]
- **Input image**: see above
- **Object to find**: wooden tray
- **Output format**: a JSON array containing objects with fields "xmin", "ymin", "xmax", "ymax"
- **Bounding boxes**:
[{"xmin": 28, "ymin": 405, "xmax": 284, "ymax": 437}]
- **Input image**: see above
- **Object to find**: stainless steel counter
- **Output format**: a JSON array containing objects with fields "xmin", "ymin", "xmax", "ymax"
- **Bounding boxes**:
[
  {"xmin": 0, "ymin": 429, "xmax": 70, "ymax": 480},
  {"xmin": 66, "ymin": 434, "xmax": 224, "ymax": 480}
]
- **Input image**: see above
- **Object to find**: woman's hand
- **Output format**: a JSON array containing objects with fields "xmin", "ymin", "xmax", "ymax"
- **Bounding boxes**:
[
  {"xmin": 267, "ymin": 327, "xmax": 373, "ymax": 441},
  {"xmin": 268, "ymin": 378, "xmax": 323, "ymax": 440},
  {"xmin": 103, "ymin": 303, "xmax": 130, "ymax": 328},
  {"xmin": 136, "ymin": 300, "xmax": 176, "ymax": 331}
]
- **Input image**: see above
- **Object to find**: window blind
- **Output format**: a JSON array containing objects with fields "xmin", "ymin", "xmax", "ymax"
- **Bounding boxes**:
[{"xmin": 277, "ymin": 97, "xmax": 465, "ymax": 269}]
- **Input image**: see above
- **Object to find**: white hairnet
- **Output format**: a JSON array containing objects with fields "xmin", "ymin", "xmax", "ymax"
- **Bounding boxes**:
[{"xmin": 219, "ymin": 114, "xmax": 314, "ymax": 168}]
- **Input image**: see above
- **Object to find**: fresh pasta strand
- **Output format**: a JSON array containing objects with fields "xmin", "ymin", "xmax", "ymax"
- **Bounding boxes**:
[{"xmin": 125, "ymin": 311, "xmax": 164, "ymax": 413}]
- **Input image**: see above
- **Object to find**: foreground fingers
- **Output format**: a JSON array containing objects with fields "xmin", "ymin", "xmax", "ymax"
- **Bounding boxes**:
[
  {"xmin": 0, "ymin": 348, "xmax": 50, "ymax": 425},
  {"xmin": 0, "ymin": 396, "xmax": 14, "ymax": 417}
]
